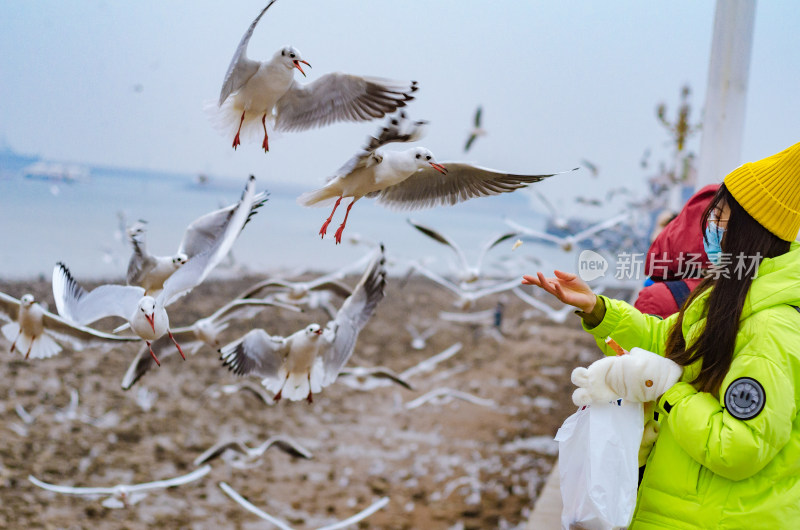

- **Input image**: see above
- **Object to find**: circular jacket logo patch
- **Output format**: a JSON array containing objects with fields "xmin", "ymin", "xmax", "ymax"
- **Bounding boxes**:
[{"xmin": 724, "ymin": 377, "xmax": 765, "ymax": 420}]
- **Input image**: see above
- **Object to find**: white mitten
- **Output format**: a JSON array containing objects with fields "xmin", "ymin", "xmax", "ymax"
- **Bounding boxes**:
[{"xmin": 571, "ymin": 347, "xmax": 682, "ymax": 406}]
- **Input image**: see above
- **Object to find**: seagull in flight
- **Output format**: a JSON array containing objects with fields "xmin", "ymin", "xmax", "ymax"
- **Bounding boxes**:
[
  {"xmin": 298, "ymin": 112, "xmax": 572, "ymax": 243},
  {"xmin": 29, "ymin": 466, "xmax": 211, "ymax": 509},
  {"xmin": 126, "ymin": 189, "xmax": 267, "ymax": 296},
  {"xmin": 464, "ymin": 105, "xmax": 487, "ymax": 152},
  {"xmin": 405, "ymin": 319, "xmax": 439, "ymax": 350},
  {"xmin": 194, "ymin": 435, "xmax": 312, "ymax": 466},
  {"xmin": 407, "ymin": 219, "xmax": 517, "ymax": 284},
  {"xmin": 505, "ymin": 212, "xmax": 631, "ymax": 252},
  {"xmin": 220, "ymin": 245, "xmax": 386, "ymax": 403},
  {"xmin": 53, "ymin": 176, "xmax": 265, "ymax": 366},
  {"xmin": 120, "ymin": 296, "xmax": 301, "ymax": 390},
  {"xmin": 409, "ymin": 262, "xmax": 519, "ymax": 310},
  {"xmin": 215, "ymin": 0, "xmax": 417, "ymax": 152},
  {"xmin": 0, "ymin": 292, "xmax": 138, "ymax": 359}
]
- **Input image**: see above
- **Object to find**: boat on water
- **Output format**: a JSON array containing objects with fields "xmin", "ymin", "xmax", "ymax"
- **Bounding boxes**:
[{"xmin": 23, "ymin": 161, "xmax": 90, "ymax": 183}]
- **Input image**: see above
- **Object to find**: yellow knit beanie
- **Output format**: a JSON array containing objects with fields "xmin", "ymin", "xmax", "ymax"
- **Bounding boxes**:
[{"xmin": 724, "ymin": 141, "xmax": 800, "ymax": 241}]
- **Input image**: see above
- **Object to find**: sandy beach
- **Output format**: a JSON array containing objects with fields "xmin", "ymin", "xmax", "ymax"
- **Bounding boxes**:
[{"xmin": 0, "ymin": 273, "xmax": 607, "ymax": 529}]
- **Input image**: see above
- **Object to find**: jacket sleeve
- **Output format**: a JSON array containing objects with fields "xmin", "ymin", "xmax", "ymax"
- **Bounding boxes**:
[
  {"xmin": 655, "ymin": 314, "xmax": 797, "ymax": 481},
  {"xmin": 634, "ymin": 283, "xmax": 679, "ymax": 320},
  {"xmin": 582, "ymin": 295, "xmax": 679, "ymax": 356}
]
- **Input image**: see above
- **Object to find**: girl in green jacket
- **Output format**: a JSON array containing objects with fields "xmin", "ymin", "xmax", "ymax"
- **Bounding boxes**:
[{"xmin": 524, "ymin": 141, "xmax": 800, "ymax": 529}]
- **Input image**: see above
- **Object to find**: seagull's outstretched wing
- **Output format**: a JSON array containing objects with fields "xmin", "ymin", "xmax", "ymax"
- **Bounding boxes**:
[
  {"xmin": 159, "ymin": 176, "xmax": 263, "ymax": 306},
  {"xmin": 373, "ymin": 165, "xmax": 575, "ymax": 211},
  {"xmin": 177, "ymin": 188, "xmax": 268, "ymax": 260},
  {"xmin": 219, "ymin": 0, "xmax": 279, "ymax": 106},
  {"xmin": 29, "ymin": 466, "xmax": 211, "ymax": 495},
  {"xmin": 570, "ymin": 212, "xmax": 631, "ymax": 243},
  {"xmin": 409, "ymin": 262, "xmax": 461, "ymax": 297},
  {"xmin": 275, "ymin": 75, "xmax": 417, "ymax": 132},
  {"xmin": 52, "ymin": 263, "xmax": 144, "ymax": 325},
  {"xmin": 503, "ymin": 218, "xmax": 564, "ymax": 247},
  {"xmin": 0, "ymin": 292, "xmax": 139, "ymax": 354},
  {"xmin": 220, "ymin": 329, "xmax": 287, "ymax": 378},
  {"xmin": 475, "ymin": 231, "xmax": 519, "ymax": 274},
  {"xmin": 321, "ymin": 245, "xmax": 386, "ymax": 384},
  {"xmin": 0, "ymin": 292, "xmax": 18, "ymax": 323},
  {"xmin": 407, "ymin": 219, "xmax": 469, "ymax": 272},
  {"xmin": 338, "ymin": 366, "xmax": 414, "ymax": 390}
]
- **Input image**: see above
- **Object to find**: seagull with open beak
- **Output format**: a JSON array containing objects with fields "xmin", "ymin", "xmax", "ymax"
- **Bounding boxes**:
[
  {"xmin": 214, "ymin": 0, "xmax": 417, "ymax": 153},
  {"xmin": 298, "ymin": 112, "xmax": 572, "ymax": 244}
]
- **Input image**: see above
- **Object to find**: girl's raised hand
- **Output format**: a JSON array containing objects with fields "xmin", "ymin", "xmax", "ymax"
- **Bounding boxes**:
[{"xmin": 521, "ymin": 270, "xmax": 597, "ymax": 313}]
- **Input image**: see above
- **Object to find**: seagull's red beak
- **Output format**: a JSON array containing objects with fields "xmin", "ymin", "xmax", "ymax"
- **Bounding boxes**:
[
  {"xmin": 293, "ymin": 59, "xmax": 311, "ymax": 77},
  {"xmin": 145, "ymin": 313, "xmax": 155, "ymax": 333},
  {"xmin": 315, "ymin": 329, "xmax": 323, "ymax": 335},
  {"xmin": 430, "ymin": 162, "xmax": 448, "ymax": 174}
]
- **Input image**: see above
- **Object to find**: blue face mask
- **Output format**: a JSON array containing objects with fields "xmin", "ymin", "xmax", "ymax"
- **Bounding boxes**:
[{"xmin": 704, "ymin": 221, "xmax": 725, "ymax": 265}]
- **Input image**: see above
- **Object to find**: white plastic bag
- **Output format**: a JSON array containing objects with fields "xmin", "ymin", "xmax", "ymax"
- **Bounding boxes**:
[{"xmin": 554, "ymin": 399, "xmax": 644, "ymax": 530}]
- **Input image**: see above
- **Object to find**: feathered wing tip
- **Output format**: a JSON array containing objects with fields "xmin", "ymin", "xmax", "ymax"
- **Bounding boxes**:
[
  {"xmin": 120, "ymin": 346, "xmax": 156, "ymax": 390},
  {"xmin": 52, "ymin": 262, "xmax": 83, "ymax": 321}
]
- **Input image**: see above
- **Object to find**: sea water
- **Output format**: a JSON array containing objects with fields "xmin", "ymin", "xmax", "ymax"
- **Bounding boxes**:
[{"xmin": 0, "ymin": 164, "xmax": 581, "ymax": 282}]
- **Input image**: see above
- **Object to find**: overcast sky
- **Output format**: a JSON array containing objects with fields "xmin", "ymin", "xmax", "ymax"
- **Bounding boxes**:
[{"xmin": 1, "ymin": 1, "xmax": 798, "ymax": 205}]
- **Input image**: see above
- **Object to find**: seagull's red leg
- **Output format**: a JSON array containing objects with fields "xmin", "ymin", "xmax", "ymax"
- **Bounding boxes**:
[
  {"xmin": 147, "ymin": 341, "xmax": 161, "ymax": 367},
  {"xmin": 232, "ymin": 110, "xmax": 245, "ymax": 150},
  {"xmin": 306, "ymin": 373, "xmax": 313, "ymax": 404},
  {"xmin": 10, "ymin": 332, "xmax": 19, "ymax": 353},
  {"xmin": 334, "ymin": 198, "xmax": 357, "ymax": 244},
  {"xmin": 273, "ymin": 373, "xmax": 290, "ymax": 402},
  {"xmin": 24, "ymin": 339, "xmax": 33, "ymax": 360},
  {"xmin": 319, "ymin": 196, "xmax": 342, "ymax": 238},
  {"xmin": 168, "ymin": 330, "xmax": 186, "ymax": 360},
  {"xmin": 261, "ymin": 114, "xmax": 269, "ymax": 152}
]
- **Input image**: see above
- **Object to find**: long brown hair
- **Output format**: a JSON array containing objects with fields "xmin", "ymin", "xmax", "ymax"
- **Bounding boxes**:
[{"xmin": 665, "ymin": 184, "xmax": 790, "ymax": 394}]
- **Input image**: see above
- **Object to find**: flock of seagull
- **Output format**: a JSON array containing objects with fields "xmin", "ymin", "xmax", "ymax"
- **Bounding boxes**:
[{"xmin": 1, "ymin": 0, "xmax": 656, "ymax": 525}]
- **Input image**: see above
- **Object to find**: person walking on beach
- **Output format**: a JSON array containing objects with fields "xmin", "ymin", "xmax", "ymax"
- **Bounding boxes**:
[{"xmin": 524, "ymin": 141, "xmax": 800, "ymax": 528}]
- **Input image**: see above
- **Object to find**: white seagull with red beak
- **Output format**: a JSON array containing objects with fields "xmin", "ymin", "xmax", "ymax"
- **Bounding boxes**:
[
  {"xmin": 215, "ymin": 0, "xmax": 417, "ymax": 152},
  {"xmin": 52, "ymin": 176, "xmax": 265, "ymax": 367},
  {"xmin": 298, "ymin": 112, "xmax": 572, "ymax": 244},
  {"xmin": 220, "ymin": 245, "xmax": 386, "ymax": 403}
]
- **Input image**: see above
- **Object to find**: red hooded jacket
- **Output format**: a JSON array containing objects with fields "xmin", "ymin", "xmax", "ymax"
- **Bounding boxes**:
[{"xmin": 633, "ymin": 184, "xmax": 719, "ymax": 318}]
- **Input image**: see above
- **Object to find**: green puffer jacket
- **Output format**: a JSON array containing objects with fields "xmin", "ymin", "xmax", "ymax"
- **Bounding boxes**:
[{"xmin": 585, "ymin": 241, "xmax": 800, "ymax": 529}]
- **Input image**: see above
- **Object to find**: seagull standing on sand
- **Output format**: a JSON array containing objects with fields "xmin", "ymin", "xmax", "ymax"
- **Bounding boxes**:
[
  {"xmin": 298, "ymin": 112, "xmax": 573, "ymax": 243},
  {"xmin": 0, "ymin": 292, "xmax": 138, "ymax": 359},
  {"xmin": 220, "ymin": 245, "xmax": 386, "ymax": 403},
  {"xmin": 53, "ymin": 176, "xmax": 265, "ymax": 366},
  {"xmin": 215, "ymin": 0, "xmax": 417, "ymax": 152}
]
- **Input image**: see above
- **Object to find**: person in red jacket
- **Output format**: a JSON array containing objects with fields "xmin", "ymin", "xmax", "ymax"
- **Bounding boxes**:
[{"xmin": 634, "ymin": 184, "xmax": 720, "ymax": 318}]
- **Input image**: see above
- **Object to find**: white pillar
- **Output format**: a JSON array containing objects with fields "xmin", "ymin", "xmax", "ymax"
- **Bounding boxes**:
[{"xmin": 695, "ymin": 0, "xmax": 756, "ymax": 187}]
